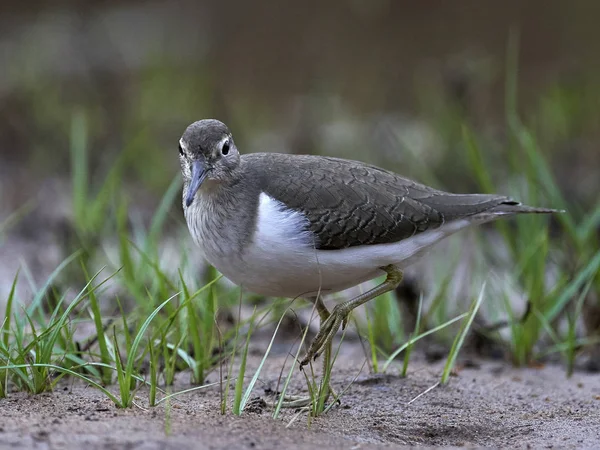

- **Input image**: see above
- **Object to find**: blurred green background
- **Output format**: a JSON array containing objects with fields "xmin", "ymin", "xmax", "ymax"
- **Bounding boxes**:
[{"xmin": 1, "ymin": 0, "xmax": 599, "ymax": 202}]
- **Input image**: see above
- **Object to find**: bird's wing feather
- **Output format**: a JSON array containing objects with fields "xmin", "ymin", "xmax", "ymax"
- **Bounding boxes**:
[{"xmin": 244, "ymin": 153, "xmax": 514, "ymax": 250}]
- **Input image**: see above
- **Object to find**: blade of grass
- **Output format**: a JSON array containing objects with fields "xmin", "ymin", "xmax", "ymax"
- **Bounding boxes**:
[
  {"xmin": 401, "ymin": 293, "xmax": 423, "ymax": 377},
  {"xmin": 239, "ymin": 303, "xmax": 292, "ymax": 413},
  {"xmin": 233, "ymin": 308, "xmax": 256, "ymax": 415},
  {"xmin": 113, "ymin": 292, "xmax": 180, "ymax": 408},
  {"xmin": 70, "ymin": 110, "xmax": 88, "ymax": 229},
  {"xmin": 577, "ymin": 200, "xmax": 600, "ymax": 243},
  {"xmin": 272, "ymin": 301, "xmax": 315, "ymax": 419},
  {"xmin": 124, "ymin": 293, "xmax": 180, "ymax": 385},
  {"xmin": 155, "ymin": 380, "xmax": 222, "ymax": 406},
  {"xmin": 364, "ymin": 305, "xmax": 378, "ymax": 373},
  {"xmin": 2, "ymin": 271, "xmax": 19, "ymax": 349},
  {"xmin": 382, "ymin": 312, "xmax": 468, "ymax": 372},
  {"xmin": 25, "ymin": 251, "xmax": 81, "ymax": 318},
  {"xmin": 545, "ymin": 249, "xmax": 600, "ymax": 323},
  {"xmin": 565, "ymin": 280, "xmax": 594, "ymax": 376},
  {"xmin": 441, "ymin": 282, "xmax": 486, "ymax": 384},
  {"xmin": 148, "ymin": 175, "xmax": 182, "ymax": 244},
  {"xmin": 223, "ymin": 289, "xmax": 244, "ymax": 414},
  {"xmin": 83, "ymin": 264, "xmax": 113, "ymax": 385}
]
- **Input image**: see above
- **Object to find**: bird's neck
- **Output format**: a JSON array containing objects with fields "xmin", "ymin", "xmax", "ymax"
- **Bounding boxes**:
[{"xmin": 184, "ymin": 170, "xmax": 260, "ymax": 257}]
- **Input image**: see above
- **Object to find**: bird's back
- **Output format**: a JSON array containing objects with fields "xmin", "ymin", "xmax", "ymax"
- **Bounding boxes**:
[{"xmin": 240, "ymin": 152, "xmax": 521, "ymax": 250}]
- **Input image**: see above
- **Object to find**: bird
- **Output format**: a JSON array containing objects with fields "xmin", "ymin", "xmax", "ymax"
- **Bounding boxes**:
[{"xmin": 178, "ymin": 118, "xmax": 558, "ymax": 396}]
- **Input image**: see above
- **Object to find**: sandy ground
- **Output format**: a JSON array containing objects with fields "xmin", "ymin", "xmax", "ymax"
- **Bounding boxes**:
[{"xmin": 1, "ymin": 341, "xmax": 599, "ymax": 450}]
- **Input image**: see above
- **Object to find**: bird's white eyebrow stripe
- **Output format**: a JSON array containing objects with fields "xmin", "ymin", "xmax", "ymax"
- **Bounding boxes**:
[
  {"xmin": 179, "ymin": 138, "xmax": 189, "ymax": 152},
  {"xmin": 218, "ymin": 136, "xmax": 229, "ymax": 149},
  {"xmin": 214, "ymin": 135, "xmax": 230, "ymax": 157}
]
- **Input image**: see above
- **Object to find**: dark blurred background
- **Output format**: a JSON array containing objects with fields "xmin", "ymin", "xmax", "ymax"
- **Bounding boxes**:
[
  {"xmin": 1, "ymin": 0, "xmax": 600, "ymax": 261},
  {"xmin": 1, "ymin": 0, "xmax": 599, "ymax": 190}
]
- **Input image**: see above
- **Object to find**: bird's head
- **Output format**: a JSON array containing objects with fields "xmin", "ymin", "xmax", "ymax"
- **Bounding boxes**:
[{"xmin": 179, "ymin": 119, "xmax": 240, "ymax": 206}]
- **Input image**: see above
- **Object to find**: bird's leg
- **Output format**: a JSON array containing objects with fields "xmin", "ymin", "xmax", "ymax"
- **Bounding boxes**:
[
  {"xmin": 279, "ymin": 295, "xmax": 337, "ymax": 408},
  {"xmin": 300, "ymin": 265, "xmax": 403, "ymax": 367},
  {"xmin": 313, "ymin": 296, "xmax": 339, "ymax": 405}
]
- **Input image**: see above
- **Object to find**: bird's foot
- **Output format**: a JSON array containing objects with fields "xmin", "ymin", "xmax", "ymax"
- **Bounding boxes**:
[
  {"xmin": 300, "ymin": 305, "xmax": 349, "ymax": 367},
  {"xmin": 276, "ymin": 383, "xmax": 340, "ymax": 410},
  {"xmin": 277, "ymin": 395, "xmax": 312, "ymax": 409}
]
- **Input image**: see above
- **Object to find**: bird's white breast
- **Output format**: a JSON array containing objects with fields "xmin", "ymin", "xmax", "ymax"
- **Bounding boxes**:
[{"xmin": 216, "ymin": 193, "xmax": 324, "ymax": 297}]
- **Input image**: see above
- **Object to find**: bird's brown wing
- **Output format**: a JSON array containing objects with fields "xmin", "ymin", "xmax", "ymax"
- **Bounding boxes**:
[{"xmin": 245, "ymin": 153, "xmax": 515, "ymax": 250}]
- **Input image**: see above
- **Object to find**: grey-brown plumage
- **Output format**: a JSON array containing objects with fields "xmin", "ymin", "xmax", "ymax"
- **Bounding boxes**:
[{"xmin": 240, "ymin": 153, "xmax": 554, "ymax": 250}]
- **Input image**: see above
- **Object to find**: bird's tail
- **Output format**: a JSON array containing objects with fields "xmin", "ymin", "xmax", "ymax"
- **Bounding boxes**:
[
  {"xmin": 468, "ymin": 201, "xmax": 564, "ymax": 224},
  {"xmin": 488, "ymin": 202, "xmax": 564, "ymax": 215}
]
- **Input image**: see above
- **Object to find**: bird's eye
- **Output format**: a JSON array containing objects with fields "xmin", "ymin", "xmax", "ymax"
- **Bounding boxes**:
[
  {"xmin": 178, "ymin": 143, "xmax": 184, "ymax": 156},
  {"xmin": 222, "ymin": 141, "xmax": 230, "ymax": 155}
]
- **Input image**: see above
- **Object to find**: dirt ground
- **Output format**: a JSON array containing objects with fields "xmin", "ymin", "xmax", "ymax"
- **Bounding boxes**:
[{"xmin": 1, "ymin": 341, "xmax": 599, "ymax": 450}]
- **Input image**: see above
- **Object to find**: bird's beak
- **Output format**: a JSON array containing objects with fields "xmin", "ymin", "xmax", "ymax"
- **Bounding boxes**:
[{"xmin": 185, "ymin": 159, "xmax": 208, "ymax": 207}]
